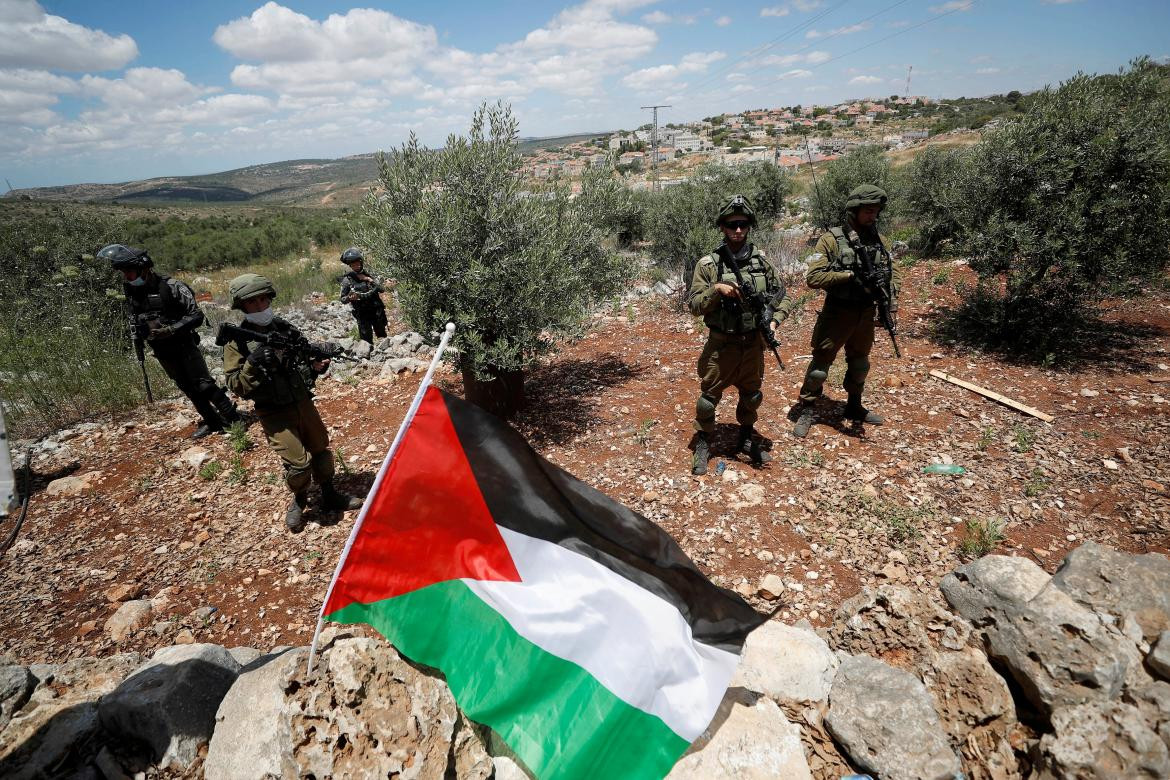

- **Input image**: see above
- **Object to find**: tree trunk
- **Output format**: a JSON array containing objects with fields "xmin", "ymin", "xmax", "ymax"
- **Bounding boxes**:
[{"xmin": 461, "ymin": 363, "xmax": 525, "ymax": 420}]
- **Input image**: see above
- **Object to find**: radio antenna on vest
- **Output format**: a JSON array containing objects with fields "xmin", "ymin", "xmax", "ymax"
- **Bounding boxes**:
[{"xmin": 804, "ymin": 136, "xmax": 828, "ymax": 231}]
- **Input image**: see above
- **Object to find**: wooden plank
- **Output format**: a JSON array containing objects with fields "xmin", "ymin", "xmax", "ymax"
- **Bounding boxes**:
[
  {"xmin": 1147, "ymin": 377, "xmax": 1170, "ymax": 384},
  {"xmin": 928, "ymin": 369, "xmax": 1055, "ymax": 422}
]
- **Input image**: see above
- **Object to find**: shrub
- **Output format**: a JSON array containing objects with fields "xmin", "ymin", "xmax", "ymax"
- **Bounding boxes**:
[
  {"xmin": 902, "ymin": 145, "xmax": 969, "ymax": 254},
  {"xmin": 644, "ymin": 162, "xmax": 790, "ymax": 289},
  {"xmin": 807, "ymin": 145, "xmax": 897, "ymax": 230},
  {"xmin": 356, "ymin": 102, "xmax": 633, "ymax": 417},
  {"xmin": 935, "ymin": 59, "xmax": 1170, "ymax": 358}
]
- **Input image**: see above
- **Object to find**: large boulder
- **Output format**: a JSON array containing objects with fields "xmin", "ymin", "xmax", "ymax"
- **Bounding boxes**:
[
  {"xmin": 830, "ymin": 585, "xmax": 1018, "ymax": 778},
  {"xmin": 668, "ymin": 688, "xmax": 811, "ymax": 779},
  {"xmin": 0, "ymin": 666, "xmax": 34, "ymax": 732},
  {"xmin": 941, "ymin": 555, "xmax": 1135, "ymax": 718},
  {"xmin": 1051, "ymin": 543, "xmax": 1170, "ymax": 644},
  {"xmin": 1149, "ymin": 631, "xmax": 1170, "ymax": 681},
  {"xmin": 0, "ymin": 653, "xmax": 142, "ymax": 780},
  {"xmin": 1034, "ymin": 700, "xmax": 1170, "ymax": 779},
  {"xmin": 825, "ymin": 655, "xmax": 961, "ymax": 780},
  {"xmin": 98, "ymin": 643, "xmax": 242, "ymax": 771},
  {"xmin": 205, "ymin": 632, "xmax": 490, "ymax": 780},
  {"xmin": 731, "ymin": 622, "xmax": 837, "ymax": 704}
]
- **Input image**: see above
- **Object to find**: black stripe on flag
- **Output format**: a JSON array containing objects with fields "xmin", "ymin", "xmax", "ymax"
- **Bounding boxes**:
[{"xmin": 440, "ymin": 390, "xmax": 767, "ymax": 654}]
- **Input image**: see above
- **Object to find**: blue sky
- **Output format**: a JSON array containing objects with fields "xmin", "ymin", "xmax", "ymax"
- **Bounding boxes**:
[{"xmin": 1, "ymin": 0, "xmax": 1166, "ymax": 187}]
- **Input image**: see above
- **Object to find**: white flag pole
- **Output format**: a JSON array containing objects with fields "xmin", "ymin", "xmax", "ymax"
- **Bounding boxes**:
[{"xmin": 307, "ymin": 322, "xmax": 456, "ymax": 673}]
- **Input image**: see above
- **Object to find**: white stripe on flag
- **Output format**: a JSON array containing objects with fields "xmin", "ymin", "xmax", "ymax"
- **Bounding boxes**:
[{"xmin": 462, "ymin": 527, "xmax": 739, "ymax": 741}]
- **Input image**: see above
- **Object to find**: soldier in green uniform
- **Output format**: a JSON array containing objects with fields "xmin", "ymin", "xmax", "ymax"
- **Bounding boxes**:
[
  {"xmin": 100, "ymin": 244, "xmax": 240, "ymax": 438},
  {"xmin": 222, "ymin": 274, "xmax": 360, "ymax": 532},
  {"xmin": 686, "ymin": 195, "xmax": 792, "ymax": 475},
  {"xmin": 792, "ymin": 184, "xmax": 899, "ymax": 437},
  {"xmin": 339, "ymin": 247, "xmax": 388, "ymax": 344}
]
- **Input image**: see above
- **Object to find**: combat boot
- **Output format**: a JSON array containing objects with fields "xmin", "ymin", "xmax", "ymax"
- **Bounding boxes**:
[
  {"xmin": 793, "ymin": 403, "xmax": 815, "ymax": 438},
  {"xmin": 286, "ymin": 492, "xmax": 309, "ymax": 533},
  {"xmin": 843, "ymin": 395, "xmax": 883, "ymax": 425},
  {"xmin": 192, "ymin": 422, "xmax": 221, "ymax": 439},
  {"xmin": 736, "ymin": 426, "xmax": 772, "ymax": 464},
  {"xmin": 321, "ymin": 481, "xmax": 362, "ymax": 511},
  {"xmin": 692, "ymin": 433, "xmax": 710, "ymax": 476}
]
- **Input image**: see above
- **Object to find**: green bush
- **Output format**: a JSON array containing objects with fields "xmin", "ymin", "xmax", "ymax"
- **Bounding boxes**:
[
  {"xmin": 807, "ymin": 145, "xmax": 897, "ymax": 230},
  {"xmin": 356, "ymin": 102, "xmax": 633, "ymax": 416},
  {"xmin": 902, "ymin": 145, "xmax": 969, "ymax": 254},
  {"xmin": 934, "ymin": 58, "xmax": 1170, "ymax": 358},
  {"xmin": 644, "ymin": 162, "xmax": 790, "ymax": 282},
  {"xmin": 0, "ymin": 204, "xmax": 173, "ymax": 436}
]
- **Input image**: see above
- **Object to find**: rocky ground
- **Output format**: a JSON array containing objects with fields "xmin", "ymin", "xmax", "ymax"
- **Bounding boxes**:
[{"xmin": 0, "ymin": 258, "xmax": 1168, "ymax": 777}]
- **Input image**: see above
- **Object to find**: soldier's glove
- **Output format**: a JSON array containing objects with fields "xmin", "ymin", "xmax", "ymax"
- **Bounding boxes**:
[
  {"xmin": 146, "ymin": 325, "xmax": 175, "ymax": 342},
  {"xmin": 246, "ymin": 345, "xmax": 277, "ymax": 369}
]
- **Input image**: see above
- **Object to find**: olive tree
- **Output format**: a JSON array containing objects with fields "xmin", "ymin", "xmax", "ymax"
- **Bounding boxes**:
[
  {"xmin": 807, "ymin": 145, "xmax": 897, "ymax": 230},
  {"xmin": 937, "ymin": 58, "xmax": 1170, "ymax": 357},
  {"xmin": 356, "ymin": 103, "xmax": 633, "ymax": 417}
]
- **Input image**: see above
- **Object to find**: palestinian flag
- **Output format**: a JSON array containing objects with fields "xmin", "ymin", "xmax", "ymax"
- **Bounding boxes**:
[{"xmin": 322, "ymin": 387, "xmax": 766, "ymax": 779}]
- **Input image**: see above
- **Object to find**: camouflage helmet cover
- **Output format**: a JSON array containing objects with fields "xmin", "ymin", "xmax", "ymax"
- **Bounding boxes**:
[
  {"xmin": 228, "ymin": 273, "xmax": 277, "ymax": 310},
  {"xmin": 715, "ymin": 194, "xmax": 757, "ymax": 228},
  {"xmin": 340, "ymin": 246, "xmax": 364, "ymax": 264},
  {"xmin": 99, "ymin": 244, "xmax": 152, "ymax": 270},
  {"xmin": 845, "ymin": 184, "xmax": 888, "ymax": 211}
]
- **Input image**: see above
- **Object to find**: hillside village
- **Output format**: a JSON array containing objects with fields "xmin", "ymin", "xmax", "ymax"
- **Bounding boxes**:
[{"xmin": 520, "ymin": 94, "xmax": 942, "ymax": 187}]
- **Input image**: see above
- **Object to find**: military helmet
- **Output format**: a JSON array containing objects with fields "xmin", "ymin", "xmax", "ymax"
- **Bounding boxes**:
[
  {"xmin": 228, "ymin": 273, "xmax": 277, "ymax": 310},
  {"xmin": 98, "ymin": 244, "xmax": 152, "ymax": 270},
  {"xmin": 845, "ymin": 184, "xmax": 888, "ymax": 211},
  {"xmin": 340, "ymin": 247, "xmax": 364, "ymax": 264},
  {"xmin": 715, "ymin": 194, "xmax": 757, "ymax": 228}
]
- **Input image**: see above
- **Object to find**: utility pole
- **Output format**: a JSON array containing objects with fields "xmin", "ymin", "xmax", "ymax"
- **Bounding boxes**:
[
  {"xmin": 640, "ymin": 104, "xmax": 670, "ymax": 192},
  {"xmin": 904, "ymin": 65, "xmax": 913, "ymax": 99}
]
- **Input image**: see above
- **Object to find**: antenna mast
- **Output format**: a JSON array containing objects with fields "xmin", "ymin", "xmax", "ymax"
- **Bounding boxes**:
[
  {"xmin": 640, "ymin": 104, "xmax": 670, "ymax": 192},
  {"xmin": 904, "ymin": 65, "xmax": 913, "ymax": 98}
]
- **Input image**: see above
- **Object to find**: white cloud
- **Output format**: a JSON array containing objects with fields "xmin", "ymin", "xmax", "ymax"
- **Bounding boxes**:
[
  {"xmin": 0, "ymin": 0, "xmax": 137, "ymax": 71},
  {"xmin": 760, "ymin": 50, "xmax": 830, "ymax": 67},
  {"xmin": 642, "ymin": 10, "xmax": 671, "ymax": 23},
  {"xmin": 793, "ymin": 0, "xmax": 822, "ymax": 10},
  {"xmin": 976, "ymin": 67, "xmax": 1000, "ymax": 74},
  {"xmin": 849, "ymin": 75, "xmax": 883, "ymax": 84},
  {"xmin": 731, "ymin": 84, "xmax": 754, "ymax": 93},
  {"xmin": 760, "ymin": 6, "xmax": 790, "ymax": 17},
  {"xmin": 779, "ymin": 69, "xmax": 813, "ymax": 79},
  {"xmin": 0, "ymin": 68, "xmax": 78, "ymax": 127},
  {"xmin": 807, "ymin": 22, "xmax": 871, "ymax": 39},
  {"xmin": 81, "ymin": 68, "xmax": 206, "ymax": 107},
  {"xmin": 929, "ymin": 1, "xmax": 973, "ymax": 12},
  {"xmin": 621, "ymin": 50, "xmax": 725, "ymax": 92},
  {"xmin": 715, "ymin": 15, "xmax": 732, "ymax": 26}
]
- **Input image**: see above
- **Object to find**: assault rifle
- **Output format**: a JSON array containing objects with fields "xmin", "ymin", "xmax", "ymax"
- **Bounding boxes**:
[
  {"xmin": 721, "ymin": 248, "xmax": 785, "ymax": 369},
  {"xmin": 846, "ymin": 230, "xmax": 901, "ymax": 358},
  {"xmin": 128, "ymin": 312, "xmax": 155, "ymax": 402},
  {"xmin": 214, "ymin": 323, "xmax": 359, "ymax": 372}
]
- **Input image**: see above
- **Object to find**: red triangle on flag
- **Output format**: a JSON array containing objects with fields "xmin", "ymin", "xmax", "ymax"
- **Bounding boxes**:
[{"xmin": 324, "ymin": 387, "xmax": 520, "ymax": 615}]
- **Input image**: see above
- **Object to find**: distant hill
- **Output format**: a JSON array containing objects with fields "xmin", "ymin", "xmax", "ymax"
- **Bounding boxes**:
[{"xmin": 6, "ymin": 131, "xmax": 610, "ymax": 207}]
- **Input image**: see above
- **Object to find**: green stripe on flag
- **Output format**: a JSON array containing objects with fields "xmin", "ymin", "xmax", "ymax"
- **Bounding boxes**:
[{"xmin": 327, "ymin": 580, "xmax": 690, "ymax": 780}]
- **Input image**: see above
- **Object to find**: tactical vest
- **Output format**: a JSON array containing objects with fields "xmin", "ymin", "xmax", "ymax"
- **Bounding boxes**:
[
  {"xmin": 825, "ymin": 227, "xmax": 890, "ymax": 306},
  {"xmin": 704, "ymin": 247, "xmax": 772, "ymax": 335},
  {"xmin": 126, "ymin": 274, "xmax": 198, "ymax": 350},
  {"xmin": 230, "ymin": 318, "xmax": 315, "ymax": 411},
  {"xmin": 343, "ymin": 271, "xmax": 385, "ymax": 312}
]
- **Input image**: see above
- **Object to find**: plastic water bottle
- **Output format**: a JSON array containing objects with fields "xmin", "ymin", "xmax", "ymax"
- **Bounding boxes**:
[{"xmin": 922, "ymin": 463, "xmax": 966, "ymax": 475}]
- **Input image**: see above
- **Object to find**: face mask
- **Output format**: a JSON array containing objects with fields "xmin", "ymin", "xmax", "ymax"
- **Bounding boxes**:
[
  {"xmin": 128, "ymin": 276, "xmax": 147, "ymax": 287},
  {"xmin": 243, "ymin": 307, "xmax": 274, "ymax": 326}
]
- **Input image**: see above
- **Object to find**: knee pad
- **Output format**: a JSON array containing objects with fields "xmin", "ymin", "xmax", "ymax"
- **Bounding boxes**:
[
  {"xmin": 807, "ymin": 366, "xmax": 829, "ymax": 384},
  {"xmin": 741, "ymin": 390, "xmax": 763, "ymax": 411},
  {"xmin": 845, "ymin": 356, "xmax": 871, "ymax": 375},
  {"xmin": 194, "ymin": 378, "xmax": 218, "ymax": 397},
  {"xmin": 285, "ymin": 461, "xmax": 313, "ymax": 493},
  {"xmin": 695, "ymin": 393, "xmax": 718, "ymax": 421}
]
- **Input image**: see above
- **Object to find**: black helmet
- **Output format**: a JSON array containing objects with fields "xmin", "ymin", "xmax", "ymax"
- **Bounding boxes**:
[
  {"xmin": 341, "ymin": 247, "xmax": 364, "ymax": 264},
  {"xmin": 99, "ymin": 244, "xmax": 152, "ymax": 270},
  {"xmin": 715, "ymin": 194, "xmax": 758, "ymax": 228}
]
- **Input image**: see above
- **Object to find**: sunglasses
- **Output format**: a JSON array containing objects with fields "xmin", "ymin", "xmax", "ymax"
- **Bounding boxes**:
[{"xmin": 722, "ymin": 220, "xmax": 751, "ymax": 231}]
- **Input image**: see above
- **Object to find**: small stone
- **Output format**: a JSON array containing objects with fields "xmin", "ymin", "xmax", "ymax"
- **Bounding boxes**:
[
  {"xmin": 758, "ymin": 574, "xmax": 786, "ymax": 600},
  {"xmin": 1141, "ymin": 479, "xmax": 1166, "ymax": 494},
  {"xmin": 1102, "ymin": 459, "xmax": 1120, "ymax": 471},
  {"xmin": 1079, "ymin": 388, "xmax": 1100, "ymax": 397},
  {"xmin": 1116, "ymin": 447, "xmax": 1134, "ymax": 464},
  {"xmin": 194, "ymin": 530, "xmax": 211, "ymax": 545},
  {"xmin": 104, "ymin": 583, "xmax": 143, "ymax": 603},
  {"xmin": 641, "ymin": 490, "xmax": 659, "ymax": 503},
  {"xmin": 174, "ymin": 629, "xmax": 196, "ymax": 644},
  {"xmin": 78, "ymin": 620, "xmax": 99, "ymax": 637},
  {"xmin": 179, "ymin": 541, "xmax": 195, "ymax": 551},
  {"xmin": 154, "ymin": 545, "xmax": 169, "ymax": 555},
  {"xmin": 805, "ymin": 571, "xmax": 820, "ymax": 580}
]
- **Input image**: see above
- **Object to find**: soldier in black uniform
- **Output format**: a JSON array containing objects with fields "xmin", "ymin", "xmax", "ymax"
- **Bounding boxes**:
[
  {"xmin": 100, "ymin": 244, "xmax": 240, "ymax": 438},
  {"xmin": 338, "ymin": 247, "xmax": 387, "ymax": 344}
]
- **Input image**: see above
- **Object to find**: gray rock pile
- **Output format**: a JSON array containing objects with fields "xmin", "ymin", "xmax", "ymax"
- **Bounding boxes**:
[{"xmin": 1, "ymin": 543, "xmax": 1166, "ymax": 779}]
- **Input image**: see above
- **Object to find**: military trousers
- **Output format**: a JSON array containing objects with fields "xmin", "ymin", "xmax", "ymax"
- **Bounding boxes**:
[
  {"xmin": 694, "ymin": 331, "xmax": 765, "ymax": 434},
  {"xmin": 798, "ymin": 299, "xmax": 875, "ymax": 402},
  {"xmin": 153, "ymin": 340, "xmax": 237, "ymax": 429},
  {"xmin": 353, "ymin": 306, "xmax": 387, "ymax": 344},
  {"xmin": 257, "ymin": 398, "xmax": 334, "ymax": 494}
]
